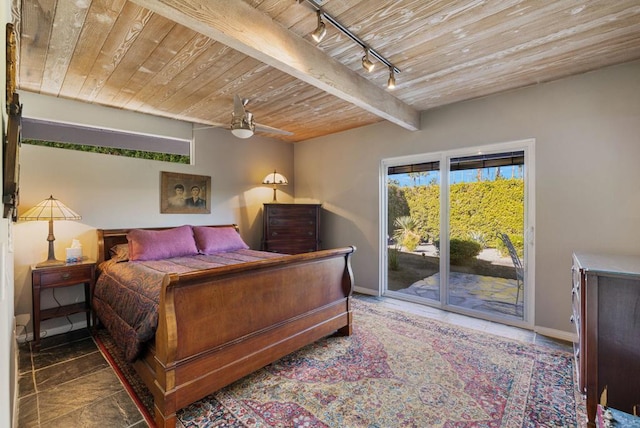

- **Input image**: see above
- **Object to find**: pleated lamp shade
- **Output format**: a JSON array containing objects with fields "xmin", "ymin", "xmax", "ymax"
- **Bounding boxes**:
[{"xmin": 20, "ymin": 195, "xmax": 81, "ymax": 267}]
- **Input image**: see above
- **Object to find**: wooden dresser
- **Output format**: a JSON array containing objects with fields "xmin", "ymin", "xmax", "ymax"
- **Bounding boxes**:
[
  {"xmin": 571, "ymin": 253, "xmax": 640, "ymax": 427},
  {"xmin": 262, "ymin": 203, "xmax": 321, "ymax": 254}
]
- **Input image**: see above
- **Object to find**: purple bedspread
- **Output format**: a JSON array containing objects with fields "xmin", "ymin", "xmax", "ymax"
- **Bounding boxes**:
[{"xmin": 93, "ymin": 249, "xmax": 282, "ymax": 361}]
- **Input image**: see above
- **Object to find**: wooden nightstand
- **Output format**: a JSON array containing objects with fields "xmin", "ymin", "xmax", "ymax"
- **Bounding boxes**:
[{"xmin": 31, "ymin": 260, "xmax": 96, "ymax": 350}]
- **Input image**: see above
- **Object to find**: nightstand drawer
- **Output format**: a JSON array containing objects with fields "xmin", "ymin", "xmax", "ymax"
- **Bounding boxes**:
[{"xmin": 37, "ymin": 265, "xmax": 94, "ymax": 287}]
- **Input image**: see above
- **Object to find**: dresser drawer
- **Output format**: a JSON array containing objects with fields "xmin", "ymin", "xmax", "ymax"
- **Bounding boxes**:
[
  {"xmin": 570, "ymin": 261, "xmax": 586, "ymax": 393},
  {"xmin": 268, "ymin": 216, "xmax": 317, "ymax": 228},
  {"xmin": 268, "ymin": 224, "xmax": 316, "ymax": 238},
  {"xmin": 572, "ymin": 342, "xmax": 582, "ymax": 392},
  {"xmin": 264, "ymin": 240, "xmax": 318, "ymax": 254},
  {"xmin": 266, "ymin": 205, "xmax": 318, "ymax": 218},
  {"xmin": 571, "ymin": 287, "xmax": 580, "ymax": 336}
]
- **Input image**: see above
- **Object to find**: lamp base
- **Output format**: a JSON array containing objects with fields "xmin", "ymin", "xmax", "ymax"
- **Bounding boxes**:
[
  {"xmin": 37, "ymin": 225, "xmax": 65, "ymax": 268},
  {"xmin": 36, "ymin": 258, "xmax": 65, "ymax": 268}
]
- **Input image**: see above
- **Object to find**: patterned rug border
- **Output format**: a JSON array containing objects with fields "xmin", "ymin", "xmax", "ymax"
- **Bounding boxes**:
[
  {"xmin": 94, "ymin": 297, "xmax": 585, "ymax": 427},
  {"xmin": 94, "ymin": 333, "xmax": 156, "ymax": 427}
]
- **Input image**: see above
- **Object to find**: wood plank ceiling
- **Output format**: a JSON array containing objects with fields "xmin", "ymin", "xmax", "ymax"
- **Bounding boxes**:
[{"xmin": 12, "ymin": 0, "xmax": 640, "ymax": 142}]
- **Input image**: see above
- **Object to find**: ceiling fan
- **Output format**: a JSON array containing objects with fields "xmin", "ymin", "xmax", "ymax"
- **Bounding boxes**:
[{"xmin": 194, "ymin": 95, "xmax": 293, "ymax": 139}]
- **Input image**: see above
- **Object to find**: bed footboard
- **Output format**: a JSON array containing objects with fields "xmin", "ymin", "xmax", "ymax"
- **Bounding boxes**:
[{"xmin": 146, "ymin": 246, "xmax": 355, "ymax": 427}]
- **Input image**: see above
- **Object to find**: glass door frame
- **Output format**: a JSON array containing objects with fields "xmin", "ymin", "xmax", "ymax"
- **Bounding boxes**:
[{"xmin": 380, "ymin": 139, "xmax": 535, "ymax": 328}]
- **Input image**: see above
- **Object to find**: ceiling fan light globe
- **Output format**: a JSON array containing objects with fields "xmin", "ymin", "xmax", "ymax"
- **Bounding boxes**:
[{"xmin": 231, "ymin": 128, "xmax": 254, "ymax": 139}]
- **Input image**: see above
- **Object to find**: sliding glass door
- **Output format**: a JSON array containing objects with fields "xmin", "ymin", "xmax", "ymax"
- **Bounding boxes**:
[
  {"xmin": 386, "ymin": 159, "xmax": 442, "ymax": 302},
  {"xmin": 446, "ymin": 152, "xmax": 526, "ymax": 319},
  {"xmin": 383, "ymin": 141, "xmax": 533, "ymax": 325}
]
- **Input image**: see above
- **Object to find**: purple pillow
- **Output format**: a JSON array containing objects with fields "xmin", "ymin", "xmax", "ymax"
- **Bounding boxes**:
[
  {"xmin": 127, "ymin": 225, "xmax": 198, "ymax": 261},
  {"xmin": 193, "ymin": 226, "xmax": 249, "ymax": 254}
]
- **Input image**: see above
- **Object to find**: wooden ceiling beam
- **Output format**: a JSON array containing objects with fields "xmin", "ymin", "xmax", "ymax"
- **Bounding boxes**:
[{"xmin": 129, "ymin": 0, "xmax": 420, "ymax": 131}]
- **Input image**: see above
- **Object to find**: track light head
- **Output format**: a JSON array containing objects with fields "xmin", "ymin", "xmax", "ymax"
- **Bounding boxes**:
[
  {"xmin": 312, "ymin": 11, "xmax": 327, "ymax": 43},
  {"xmin": 362, "ymin": 48, "xmax": 375, "ymax": 72},
  {"xmin": 387, "ymin": 67, "xmax": 396, "ymax": 89}
]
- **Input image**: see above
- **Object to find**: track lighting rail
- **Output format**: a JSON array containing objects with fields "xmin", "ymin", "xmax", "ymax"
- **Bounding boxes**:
[{"xmin": 299, "ymin": 0, "xmax": 400, "ymax": 74}]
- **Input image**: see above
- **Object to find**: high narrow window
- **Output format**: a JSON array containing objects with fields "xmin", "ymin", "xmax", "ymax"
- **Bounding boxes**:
[{"xmin": 21, "ymin": 118, "xmax": 191, "ymax": 164}]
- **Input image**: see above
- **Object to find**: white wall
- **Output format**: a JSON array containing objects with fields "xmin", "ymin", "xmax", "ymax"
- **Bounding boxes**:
[
  {"xmin": 14, "ymin": 94, "xmax": 294, "ymax": 337},
  {"xmin": 295, "ymin": 60, "xmax": 640, "ymax": 334}
]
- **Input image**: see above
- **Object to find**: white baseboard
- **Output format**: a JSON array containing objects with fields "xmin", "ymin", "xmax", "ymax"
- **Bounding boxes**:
[
  {"xmin": 534, "ymin": 325, "xmax": 577, "ymax": 343},
  {"xmin": 353, "ymin": 286, "xmax": 378, "ymax": 296},
  {"xmin": 16, "ymin": 319, "xmax": 88, "ymax": 344}
]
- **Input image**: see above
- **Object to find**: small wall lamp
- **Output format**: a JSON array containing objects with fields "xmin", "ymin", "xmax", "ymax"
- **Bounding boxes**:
[
  {"xmin": 19, "ymin": 195, "xmax": 82, "ymax": 267},
  {"xmin": 262, "ymin": 170, "xmax": 288, "ymax": 202}
]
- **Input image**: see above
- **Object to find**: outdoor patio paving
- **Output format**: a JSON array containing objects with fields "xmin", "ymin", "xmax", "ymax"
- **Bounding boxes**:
[{"xmin": 396, "ymin": 271, "xmax": 523, "ymax": 318}]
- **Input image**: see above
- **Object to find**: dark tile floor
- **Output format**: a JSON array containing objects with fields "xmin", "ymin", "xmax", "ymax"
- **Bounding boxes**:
[
  {"xmin": 17, "ymin": 296, "xmax": 572, "ymax": 427},
  {"xmin": 17, "ymin": 328, "xmax": 147, "ymax": 428}
]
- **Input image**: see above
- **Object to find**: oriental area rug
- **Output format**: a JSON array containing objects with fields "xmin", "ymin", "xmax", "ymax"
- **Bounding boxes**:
[{"xmin": 94, "ymin": 298, "xmax": 585, "ymax": 427}]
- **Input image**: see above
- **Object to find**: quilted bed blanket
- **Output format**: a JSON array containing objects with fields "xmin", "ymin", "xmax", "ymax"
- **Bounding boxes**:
[{"xmin": 93, "ymin": 249, "xmax": 282, "ymax": 361}]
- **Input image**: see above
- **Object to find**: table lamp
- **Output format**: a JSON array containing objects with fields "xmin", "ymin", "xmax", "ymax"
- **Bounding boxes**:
[
  {"xmin": 262, "ymin": 170, "xmax": 288, "ymax": 202},
  {"xmin": 19, "ymin": 195, "xmax": 82, "ymax": 267}
]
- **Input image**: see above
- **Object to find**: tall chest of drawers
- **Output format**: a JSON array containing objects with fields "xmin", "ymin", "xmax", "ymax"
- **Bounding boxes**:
[
  {"xmin": 571, "ymin": 253, "xmax": 640, "ymax": 427},
  {"xmin": 262, "ymin": 203, "xmax": 321, "ymax": 254}
]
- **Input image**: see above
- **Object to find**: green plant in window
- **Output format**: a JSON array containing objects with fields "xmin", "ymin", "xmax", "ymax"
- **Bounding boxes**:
[
  {"xmin": 23, "ymin": 139, "xmax": 190, "ymax": 164},
  {"xmin": 393, "ymin": 216, "xmax": 422, "ymax": 252},
  {"xmin": 388, "ymin": 247, "xmax": 400, "ymax": 271},
  {"xmin": 434, "ymin": 238, "xmax": 482, "ymax": 266}
]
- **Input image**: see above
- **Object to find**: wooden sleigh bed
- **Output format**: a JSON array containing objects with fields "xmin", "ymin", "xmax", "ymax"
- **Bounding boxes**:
[{"xmin": 93, "ymin": 225, "xmax": 355, "ymax": 427}]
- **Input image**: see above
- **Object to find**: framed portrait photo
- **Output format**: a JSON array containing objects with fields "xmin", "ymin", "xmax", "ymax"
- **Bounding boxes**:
[{"xmin": 161, "ymin": 171, "xmax": 211, "ymax": 214}]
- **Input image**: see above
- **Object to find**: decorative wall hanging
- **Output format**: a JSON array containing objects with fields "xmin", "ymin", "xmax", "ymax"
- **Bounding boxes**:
[
  {"xmin": 160, "ymin": 171, "xmax": 211, "ymax": 214},
  {"xmin": 3, "ymin": 23, "xmax": 21, "ymax": 221},
  {"xmin": 6, "ymin": 23, "xmax": 16, "ymax": 110},
  {"xmin": 2, "ymin": 24, "xmax": 22, "ymax": 221},
  {"xmin": 3, "ymin": 100, "xmax": 21, "ymax": 221}
]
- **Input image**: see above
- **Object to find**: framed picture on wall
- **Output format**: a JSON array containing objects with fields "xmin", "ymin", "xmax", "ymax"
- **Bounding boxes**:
[
  {"xmin": 6, "ymin": 23, "xmax": 16, "ymax": 112},
  {"xmin": 3, "ymin": 98, "xmax": 21, "ymax": 221},
  {"xmin": 160, "ymin": 171, "xmax": 211, "ymax": 214}
]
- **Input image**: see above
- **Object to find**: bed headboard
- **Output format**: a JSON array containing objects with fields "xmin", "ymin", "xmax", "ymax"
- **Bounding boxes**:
[{"xmin": 96, "ymin": 224, "xmax": 240, "ymax": 264}]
